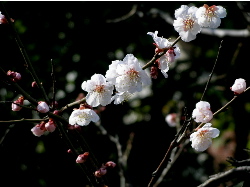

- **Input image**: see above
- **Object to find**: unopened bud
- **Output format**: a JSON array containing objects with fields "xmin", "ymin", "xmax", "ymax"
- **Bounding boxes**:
[
  {"xmin": 7, "ymin": 70, "xmax": 21, "ymax": 82},
  {"xmin": 31, "ymin": 122, "xmax": 46, "ymax": 137},
  {"xmin": 12, "ymin": 96, "xmax": 24, "ymax": 111},
  {"xmin": 37, "ymin": 101, "xmax": 50, "ymax": 113},
  {"xmin": 94, "ymin": 167, "xmax": 107, "ymax": 178},
  {"xmin": 45, "ymin": 118, "xmax": 56, "ymax": 132},
  {"xmin": 76, "ymin": 152, "xmax": 89, "ymax": 163},
  {"xmin": 150, "ymin": 66, "xmax": 158, "ymax": 79},
  {"xmin": 31, "ymin": 81, "xmax": 38, "ymax": 88},
  {"xmin": 105, "ymin": 161, "xmax": 116, "ymax": 168}
]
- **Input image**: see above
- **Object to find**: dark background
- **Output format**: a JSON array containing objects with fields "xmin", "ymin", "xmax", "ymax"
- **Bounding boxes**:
[{"xmin": 0, "ymin": 1, "xmax": 250, "ymax": 187}]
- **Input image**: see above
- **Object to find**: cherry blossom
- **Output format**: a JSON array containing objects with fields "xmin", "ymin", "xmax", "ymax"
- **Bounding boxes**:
[
  {"xmin": 230, "ymin": 78, "xmax": 246, "ymax": 95},
  {"xmin": 81, "ymin": 74, "xmax": 114, "ymax": 107},
  {"xmin": 106, "ymin": 54, "xmax": 151, "ymax": 93},
  {"xmin": 190, "ymin": 123, "xmax": 220, "ymax": 152},
  {"xmin": 69, "ymin": 108, "xmax": 100, "ymax": 126},
  {"xmin": 173, "ymin": 5, "xmax": 201, "ymax": 42},
  {"xmin": 192, "ymin": 101, "xmax": 213, "ymax": 123},
  {"xmin": 196, "ymin": 4, "xmax": 227, "ymax": 28}
]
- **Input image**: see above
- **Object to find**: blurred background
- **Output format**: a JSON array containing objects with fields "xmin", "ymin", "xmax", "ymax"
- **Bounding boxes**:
[{"xmin": 0, "ymin": 1, "xmax": 250, "ymax": 187}]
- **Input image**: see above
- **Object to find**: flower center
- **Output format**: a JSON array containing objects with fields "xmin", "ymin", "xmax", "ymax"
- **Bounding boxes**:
[
  {"xmin": 94, "ymin": 85, "xmax": 105, "ymax": 93},
  {"xmin": 204, "ymin": 4, "xmax": 217, "ymax": 21},
  {"xmin": 198, "ymin": 129, "xmax": 209, "ymax": 138},
  {"xmin": 183, "ymin": 16, "xmax": 194, "ymax": 31},
  {"xmin": 127, "ymin": 68, "xmax": 139, "ymax": 81}
]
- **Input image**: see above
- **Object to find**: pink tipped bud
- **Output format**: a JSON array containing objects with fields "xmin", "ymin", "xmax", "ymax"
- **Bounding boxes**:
[
  {"xmin": 166, "ymin": 48, "xmax": 175, "ymax": 63},
  {"xmin": 67, "ymin": 149, "xmax": 72, "ymax": 153},
  {"xmin": 53, "ymin": 110, "xmax": 60, "ymax": 115},
  {"xmin": 12, "ymin": 96, "xmax": 24, "ymax": 111},
  {"xmin": 37, "ymin": 101, "xmax": 50, "ymax": 113},
  {"xmin": 76, "ymin": 152, "xmax": 89, "ymax": 163},
  {"xmin": 150, "ymin": 66, "xmax": 158, "ymax": 79},
  {"xmin": 31, "ymin": 122, "xmax": 46, "ymax": 137},
  {"xmin": 7, "ymin": 70, "xmax": 21, "ymax": 82},
  {"xmin": 230, "ymin": 78, "xmax": 246, "ymax": 95},
  {"xmin": 45, "ymin": 119, "xmax": 56, "ymax": 132},
  {"xmin": 105, "ymin": 161, "xmax": 116, "ymax": 168},
  {"xmin": 94, "ymin": 167, "xmax": 107, "ymax": 178},
  {"xmin": 31, "ymin": 81, "xmax": 38, "ymax": 88}
]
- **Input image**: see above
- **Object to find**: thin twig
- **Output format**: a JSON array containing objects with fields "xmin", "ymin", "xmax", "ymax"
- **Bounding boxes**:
[{"xmin": 200, "ymin": 40, "xmax": 223, "ymax": 101}]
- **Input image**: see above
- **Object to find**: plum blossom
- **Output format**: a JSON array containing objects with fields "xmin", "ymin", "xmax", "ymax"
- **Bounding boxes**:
[
  {"xmin": 76, "ymin": 152, "xmax": 89, "ymax": 164},
  {"xmin": 173, "ymin": 5, "xmax": 201, "ymax": 42},
  {"xmin": 105, "ymin": 54, "xmax": 151, "ymax": 93},
  {"xmin": 69, "ymin": 109, "xmax": 99, "ymax": 126},
  {"xmin": 192, "ymin": 101, "xmax": 213, "ymax": 123},
  {"xmin": 190, "ymin": 123, "xmax": 220, "ymax": 152},
  {"xmin": 147, "ymin": 31, "xmax": 181, "ymax": 78},
  {"xmin": 230, "ymin": 78, "xmax": 246, "ymax": 95},
  {"xmin": 196, "ymin": 4, "xmax": 227, "ymax": 28},
  {"xmin": 81, "ymin": 74, "xmax": 114, "ymax": 107}
]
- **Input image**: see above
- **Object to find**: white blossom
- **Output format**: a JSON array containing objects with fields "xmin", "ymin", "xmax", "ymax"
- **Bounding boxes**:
[
  {"xmin": 69, "ymin": 109, "xmax": 100, "ymax": 126},
  {"xmin": 81, "ymin": 74, "xmax": 114, "ymax": 107},
  {"xmin": 196, "ymin": 4, "xmax": 227, "ymax": 28},
  {"xmin": 106, "ymin": 54, "xmax": 151, "ymax": 94},
  {"xmin": 192, "ymin": 101, "xmax": 213, "ymax": 123},
  {"xmin": 147, "ymin": 31, "xmax": 181, "ymax": 78},
  {"xmin": 190, "ymin": 123, "xmax": 220, "ymax": 152},
  {"xmin": 231, "ymin": 78, "xmax": 246, "ymax": 94},
  {"xmin": 173, "ymin": 5, "xmax": 201, "ymax": 42}
]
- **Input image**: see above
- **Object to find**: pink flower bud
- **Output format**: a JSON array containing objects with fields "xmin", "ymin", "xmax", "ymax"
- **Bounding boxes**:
[
  {"xmin": 7, "ymin": 70, "xmax": 21, "ymax": 82},
  {"xmin": 150, "ymin": 66, "xmax": 158, "ymax": 79},
  {"xmin": 31, "ymin": 81, "xmax": 38, "ymax": 88},
  {"xmin": 53, "ymin": 110, "xmax": 60, "ymax": 115},
  {"xmin": 0, "ymin": 12, "xmax": 14, "ymax": 24},
  {"xmin": 166, "ymin": 48, "xmax": 176, "ymax": 63},
  {"xmin": 94, "ymin": 167, "xmax": 107, "ymax": 177},
  {"xmin": 37, "ymin": 101, "xmax": 50, "ymax": 113},
  {"xmin": 76, "ymin": 152, "xmax": 89, "ymax": 163},
  {"xmin": 45, "ymin": 119, "xmax": 56, "ymax": 132},
  {"xmin": 12, "ymin": 96, "xmax": 24, "ymax": 111},
  {"xmin": 230, "ymin": 78, "xmax": 246, "ymax": 95},
  {"xmin": 31, "ymin": 122, "xmax": 46, "ymax": 137},
  {"xmin": 105, "ymin": 161, "xmax": 116, "ymax": 168}
]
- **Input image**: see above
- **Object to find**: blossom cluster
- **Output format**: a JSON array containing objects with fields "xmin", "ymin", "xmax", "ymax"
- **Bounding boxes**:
[
  {"xmin": 173, "ymin": 4, "xmax": 227, "ymax": 42},
  {"xmin": 68, "ymin": 54, "xmax": 152, "ymax": 126}
]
